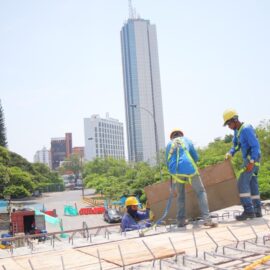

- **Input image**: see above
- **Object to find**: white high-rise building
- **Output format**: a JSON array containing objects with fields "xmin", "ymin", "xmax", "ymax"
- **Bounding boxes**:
[
  {"xmin": 121, "ymin": 14, "xmax": 165, "ymax": 164},
  {"xmin": 33, "ymin": 147, "xmax": 50, "ymax": 167},
  {"xmin": 84, "ymin": 114, "xmax": 125, "ymax": 161}
]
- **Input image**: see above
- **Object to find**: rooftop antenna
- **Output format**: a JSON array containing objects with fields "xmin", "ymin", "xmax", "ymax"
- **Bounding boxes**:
[{"xmin": 128, "ymin": 0, "xmax": 136, "ymax": 19}]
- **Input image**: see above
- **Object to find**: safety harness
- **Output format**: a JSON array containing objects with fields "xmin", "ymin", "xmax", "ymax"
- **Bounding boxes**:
[
  {"xmin": 167, "ymin": 137, "xmax": 199, "ymax": 184},
  {"xmin": 139, "ymin": 139, "xmax": 200, "ymax": 236}
]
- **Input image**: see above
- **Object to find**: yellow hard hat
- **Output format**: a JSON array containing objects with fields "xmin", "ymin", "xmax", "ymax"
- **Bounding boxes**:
[
  {"xmin": 223, "ymin": 109, "xmax": 238, "ymax": 126},
  {"xmin": 170, "ymin": 128, "xmax": 184, "ymax": 139},
  {"xmin": 125, "ymin": 196, "xmax": 139, "ymax": 207}
]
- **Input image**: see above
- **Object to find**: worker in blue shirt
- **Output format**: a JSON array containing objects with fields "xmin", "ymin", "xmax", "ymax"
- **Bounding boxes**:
[
  {"xmin": 166, "ymin": 129, "xmax": 217, "ymax": 228},
  {"xmin": 223, "ymin": 109, "xmax": 262, "ymax": 220},
  {"xmin": 121, "ymin": 196, "xmax": 151, "ymax": 232}
]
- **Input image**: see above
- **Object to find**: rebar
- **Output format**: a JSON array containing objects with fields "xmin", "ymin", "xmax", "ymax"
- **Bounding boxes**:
[
  {"xmin": 205, "ymin": 231, "xmax": 219, "ymax": 252},
  {"xmin": 142, "ymin": 240, "xmax": 156, "ymax": 267},
  {"xmin": 168, "ymin": 237, "xmax": 178, "ymax": 262},
  {"xmin": 192, "ymin": 230, "xmax": 198, "ymax": 257},
  {"xmin": 118, "ymin": 245, "xmax": 125, "ymax": 269},
  {"xmin": 28, "ymin": 259, "xmax": 35, "ymax": 270},
  {"xmin": 61, "ymin": 256, "xmax": 65, "ymax": 270},
  {"xmin": 97, "ymin": 249, "xmax": 103, "ymax": 270}
]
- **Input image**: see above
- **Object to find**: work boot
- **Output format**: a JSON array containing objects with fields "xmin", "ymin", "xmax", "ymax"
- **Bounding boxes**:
[
  {"xmin": 203, "ymin": 220, "xmax": 218, "ymax": 228},
  {"xmin": 177, "ymin": 219, "xmax": 189, "ymax": 227},
  {"xmin": 255, "ymin": 208, "xmax": 263, "ymax": 218},
  {"xmin": 235, "ymin": 211, "xmax": 255, "ymax": 221}
]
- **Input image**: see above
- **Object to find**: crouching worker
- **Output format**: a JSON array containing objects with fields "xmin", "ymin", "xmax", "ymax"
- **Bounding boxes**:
[{"xmin": 121, "ymin": 196, "xmax": 151, "ymax": 232}]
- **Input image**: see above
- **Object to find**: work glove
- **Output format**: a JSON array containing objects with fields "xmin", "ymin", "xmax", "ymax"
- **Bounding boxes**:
[
  {"xmin": 246, "ymin": 161, "xmax": 255, "ymax": 172},
  {"xmin": 225, "ymin": 153, "xmax": 232, "ymax": 160}
]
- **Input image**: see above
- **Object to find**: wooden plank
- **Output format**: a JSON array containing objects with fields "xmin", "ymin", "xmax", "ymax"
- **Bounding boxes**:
[
  {"xmin": 78, "ymin": 237, "xmax": 185, "ymax": 266},
  {"xmin": 145, "ymin": 160, "xmax": 240, "ymax": 220}
]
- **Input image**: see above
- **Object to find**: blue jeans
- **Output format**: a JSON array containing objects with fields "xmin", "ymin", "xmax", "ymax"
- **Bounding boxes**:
[
  {"xmin": 176, "ymin": 175, "xmax": 211, "ymax": 222},
  {"xmin": 238, "ymin": 165, "xmax": 261, "ymax": 213}
]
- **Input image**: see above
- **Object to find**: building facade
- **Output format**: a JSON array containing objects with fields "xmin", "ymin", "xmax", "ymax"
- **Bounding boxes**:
[
  {"xmin": 33, "ymin": 147, "xmax": 50, "ymax": 167},
  {"xmin": 50, "ymin": 133, "xmax": 73, "ymax": 170},
  {"xmin": 84, "ymin": 114, "xmax": 125, "ymax": 161},
  {"xmin": 121, "ymin": 17, "xmax": 165, "ymax": 164},
  {"xmin": 72, "ymin": 147, "xmax": 85, "ymax": 160}
]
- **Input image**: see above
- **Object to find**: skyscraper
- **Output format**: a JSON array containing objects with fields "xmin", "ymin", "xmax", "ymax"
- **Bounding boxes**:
[{"xmin": 121, "ymin": 9, "xmax": 165, "ymax": 164}]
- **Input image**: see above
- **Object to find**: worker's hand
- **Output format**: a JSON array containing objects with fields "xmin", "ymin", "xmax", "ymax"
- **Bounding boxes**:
[
  {"xmin": 145, "ymin": 200, "xmax": 150, "ymax": 209},
  {"xmin": 246, "ymin": 162, "xmax": 255, "ymax": 172},
  {"xmin": 225, "ymin": 153, "xmax": 232, "ymax": 160}
]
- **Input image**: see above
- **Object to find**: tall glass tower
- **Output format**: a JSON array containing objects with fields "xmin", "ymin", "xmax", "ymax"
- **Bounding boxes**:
[{"xmin": 121, "ymin": 15, "xmax": 165, "ymax": 164}]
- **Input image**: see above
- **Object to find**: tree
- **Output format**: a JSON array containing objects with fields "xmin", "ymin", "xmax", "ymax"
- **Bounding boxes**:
[
  {"xmin": 0, "ymin": 100, "xmax": 7, "ymax": 147},
  {"xmin": 59, "ymin": 154, "xmax": 82, "ymax": 184}
]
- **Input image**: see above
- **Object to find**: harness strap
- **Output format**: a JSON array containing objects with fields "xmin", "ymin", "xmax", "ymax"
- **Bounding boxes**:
[
  {"xmin": 235, "ymin": 123, "xmax": 244, "ymax": 150},
  {"xmin": 167, "ymin": 137, "xmax": 199, "ymax": 185}
]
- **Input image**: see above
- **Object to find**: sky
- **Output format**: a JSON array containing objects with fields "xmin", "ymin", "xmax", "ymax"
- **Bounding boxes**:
[{"xmin": 1, "ymin": 0, "xmax": 270, "ymax": 162}]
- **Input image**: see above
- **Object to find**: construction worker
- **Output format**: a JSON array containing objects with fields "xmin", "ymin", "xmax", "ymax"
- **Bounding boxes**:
[
  {"xmin": 121, "ymin": 196, "xmax": 151, "ymax": 232},
  {"xmin": 223, "ymin": 109, "xmax": 262, "ymax": 220},
  {"xmin": 166, "ymin": 129, "xmax": 218, "ymax": 228}
]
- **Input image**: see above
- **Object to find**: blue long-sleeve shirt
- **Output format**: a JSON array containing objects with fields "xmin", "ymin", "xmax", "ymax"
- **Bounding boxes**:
[
  {"xmin": 121, "ymin": 209, "xmax": 150, "ymax": 232},
  {"xmin": 166, "ymin": 136, "xmax": 199, "ymax": 175},
  {"xmin": 229, "ymin": 123, "xmax": 261, "ymax": 165}
]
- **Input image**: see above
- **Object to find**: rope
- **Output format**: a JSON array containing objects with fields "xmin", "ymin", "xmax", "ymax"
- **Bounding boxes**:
[{"xmin": 139, "ymin": 177, "xmax": 175, "ymax": 236}]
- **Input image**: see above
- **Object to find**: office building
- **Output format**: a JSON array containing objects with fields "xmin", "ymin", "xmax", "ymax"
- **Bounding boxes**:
[
  {"xmin": 33, "ymin": 147, "xmax": 50, "ymax": 167},
  {"xmin": 84, "ymin": 114, "xmax": 125, "ymax": 161},
  {"xmin": 120, "ymin": 9, "xmax": 165, "ymax": 164},
  {"xmin": 50, "ymin": 133, "xmax": 73, "ymax": 170}
]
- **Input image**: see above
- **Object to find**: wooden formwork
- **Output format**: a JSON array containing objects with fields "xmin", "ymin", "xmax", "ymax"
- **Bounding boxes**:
[{"xmin": 145, "ymin": 160, "xmax": 240, "ymax": 221}]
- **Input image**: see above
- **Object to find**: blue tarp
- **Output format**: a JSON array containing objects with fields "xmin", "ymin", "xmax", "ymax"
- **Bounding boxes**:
[{"xmin": 0, "ymin": 201, "xmax": 8, "ymax": 207}]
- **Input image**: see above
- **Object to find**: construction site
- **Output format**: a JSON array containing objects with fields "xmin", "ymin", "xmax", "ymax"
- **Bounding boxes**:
[{"xmin": 1, "ymin": 160, "xmax": 270, "ymax": 270}]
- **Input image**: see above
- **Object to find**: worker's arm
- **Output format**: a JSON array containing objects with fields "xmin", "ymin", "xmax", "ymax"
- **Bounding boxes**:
[
  {"xmin": 228, "ymin": 131, "xmax": 239, "ymax": 156},
  {"xmin": 136, "ymin": 208, "xmax": 150, "ymax": 220},
  {"xmin": 243, "ymin": 127, "xmax": 260, "ymax": 161},
  {"xmin": 121, "ymin": 212, "xmax": 150, "ymax": 232}
]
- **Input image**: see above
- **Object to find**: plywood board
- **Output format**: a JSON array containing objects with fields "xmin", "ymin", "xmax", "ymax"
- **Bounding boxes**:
[
  {"xmin": 78, "ymin": 237, "xmax": 185, "ymax": 266},
  {"xmin": 145, "ymin": 160, "xmax": 240, "ymax": 221}
]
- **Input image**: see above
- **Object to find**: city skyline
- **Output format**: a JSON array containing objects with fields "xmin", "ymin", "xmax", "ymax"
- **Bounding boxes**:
[{"xmin": 1, "ymin": 1, "xmax": 269, "ymax": 162}]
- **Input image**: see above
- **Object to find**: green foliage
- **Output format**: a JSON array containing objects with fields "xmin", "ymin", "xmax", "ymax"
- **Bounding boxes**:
[
  {"xmin": 0, "ymin": 146, "xmax": 63, "ymax": 198},
  {"xmin": 8, "ymin": 151, "xmax": 36, "ymax": 174},
  {"xmin": 3, "ymin": 185, "xmax": 31, "ymax": 198},
  {"xmin": 9, "ymin": 167, "xmax": 36, "ymax": 192},
  {"xmin": 83, "ymin": 158, "xmax": 157, "ymax": 202},
  {"xmin": 0, "ymin": 146, "xmax": 9, "ymax": 165},
  {"xmin": 0, "ymin": 100, "xmax": 7, "ymax": 147}
]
